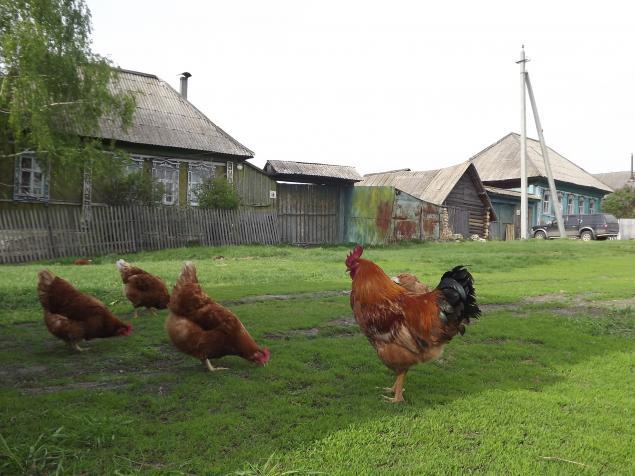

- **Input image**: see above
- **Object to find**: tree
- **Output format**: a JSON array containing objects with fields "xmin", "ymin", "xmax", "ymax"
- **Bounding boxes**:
[
  {"xmin": 95, "ymin": 157, "xmax": 165, "ymax": 206},
  {"xmin": 195, "ymin": 177, "xmax": 240, "ymax": 209},
  {"xmin": 603, "ymin": 186, "xmax": 635, "ymax": 219},
  {"xmin": 0, "ymin": 0, "xmax": 135, "ymax": 174}
]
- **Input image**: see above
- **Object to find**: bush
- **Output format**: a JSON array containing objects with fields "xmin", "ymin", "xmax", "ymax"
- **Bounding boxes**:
[
  {"xmin": 96, "ymin": 158, "xmax": 164, "ymax": 206},
  {"xmin": 195, "ymin": 177, "xmax": 240, "ymax": 209},
  {"xmin": 603, "ymin": 186, "xmax": 635, "ymax": 218}
]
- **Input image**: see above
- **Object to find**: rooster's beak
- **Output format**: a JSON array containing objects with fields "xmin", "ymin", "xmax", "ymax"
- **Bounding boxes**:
[{"xmin": 392, "ymin": 276, "xmax": 400, "ymax": 284}]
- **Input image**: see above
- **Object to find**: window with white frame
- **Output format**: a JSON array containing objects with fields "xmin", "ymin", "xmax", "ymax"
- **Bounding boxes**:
[
  {"xmin": 567, "ymin": 194, "xmax": 575, "ymax": 215},
  {"xmin": 125, "ymin": 156, "xmax": 145, "ymax": 175},
  {"xmin": 578, "ymin": 196, "xmax": 585, "ymax": 214},
  {"xmin": 542, "ymin": 191, "xmax": 550, "ymax": 214},
  {"xmin": 152, "ymin": 160, "xmax": 179, "ymax": 205},
  {"xmin": 188, "ymin": 163, "xmax": 215, "ymax": 206},
  {"xmin": 589, "ymin": 198, "xmax": 596, "ymax": 214},
  {"xmin": 14, "ymin": 153, "xmax": 48, "ymax": 200},
  {"xmin": 557, "ymin": 192, "xmax": 564, "ymax": 214}
]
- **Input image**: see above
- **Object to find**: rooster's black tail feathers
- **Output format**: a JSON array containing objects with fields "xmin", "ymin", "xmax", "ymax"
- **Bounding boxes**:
[{"xmin": 436, "ymin": 266, "xmax": 481, "ymax": 327}]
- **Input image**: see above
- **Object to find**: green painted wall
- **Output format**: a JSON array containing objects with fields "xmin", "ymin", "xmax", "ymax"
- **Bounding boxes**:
[
  {"xmin": 346, "ymin": 186, "xmax": 395, "ymax": 245},
  {"xmin": 1, "ymin": 156, "xmax": 82, "ymax": 205},
  {"xmin": 179, "ymin": 162, "xmax": 188, "ymax": 206}
]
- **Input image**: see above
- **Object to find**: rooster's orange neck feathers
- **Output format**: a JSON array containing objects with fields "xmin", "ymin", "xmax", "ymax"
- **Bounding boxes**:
[{"xmin": 351, "ymin": 259, "xmax": 404, "ymax": 304}]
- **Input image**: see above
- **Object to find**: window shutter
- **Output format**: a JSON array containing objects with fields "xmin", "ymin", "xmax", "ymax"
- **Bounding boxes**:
[{"xmin": 226, "ymin": 161, "xmax": 234, "ymax": 183}]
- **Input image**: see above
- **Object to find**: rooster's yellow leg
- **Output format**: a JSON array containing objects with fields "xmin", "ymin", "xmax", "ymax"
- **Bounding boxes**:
[
  {"xmin": 70, "ymin": 341, "xmax": 88, "ymax": 352},
  {"xmin": 203, "ymin": 359, "xmax": 228, "ymax": 372},
  {"xmin": 383, "ymin": 371, "xmax": 406, "ymax": 403},
  {"xmin": 132, "ymin": 308, "xmax": 139, "ymax": 318}
]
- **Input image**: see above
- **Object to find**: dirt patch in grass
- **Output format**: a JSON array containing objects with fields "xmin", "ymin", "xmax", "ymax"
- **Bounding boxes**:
[
  {"xmin": 21, "ymin": 380, "xmax": 130, "ymax": 395},
  {"xmin": 264, "ymin": 315, "xmax": 358, "ymax": 340},
  {"xmin": 221, "ymin": 290, "xmax": 349, "ymax": 306},
  {"xmin": 264, "ymin": 327, "xmax": 320, "ymax": 340}
]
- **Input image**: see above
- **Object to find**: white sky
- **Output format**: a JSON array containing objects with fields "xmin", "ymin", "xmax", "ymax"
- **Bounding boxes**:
[{"xmin": 88, "ymin": 0, "xmax": 635, "ymax": 175}]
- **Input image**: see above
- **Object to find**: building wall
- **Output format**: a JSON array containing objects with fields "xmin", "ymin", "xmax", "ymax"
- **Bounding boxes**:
[
  {"xmin": 346, "ymin": 186, "xmax": 440, "ymax": 244},
  {"xmin": 1, "ymin": 143, "xmax": 270, "ymax": 210},
  {"xmin": 528, "ymin": 179, "xmax": 607, "ymax": 225},
  {"xmin": 488, "ymin": 195, "xmax": 540, "ymax": 240},
  {"xmin": 235, "ymin": 164, "xmax": 277, "ymax": 210},
  {"xmin": 1, "ymin": 155, "xmax": 83, "ymax": 206},
  {"xmin": 443, "ymin": 172, "xmax": 488, "ymax": 236}
]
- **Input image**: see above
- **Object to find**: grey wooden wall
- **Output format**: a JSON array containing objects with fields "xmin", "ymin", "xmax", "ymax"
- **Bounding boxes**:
[{"xmin": 276, "ymin": 184, "xmax": 343, "ymax": 245}]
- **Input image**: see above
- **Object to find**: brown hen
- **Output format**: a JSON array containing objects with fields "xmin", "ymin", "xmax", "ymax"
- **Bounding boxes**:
[
  {"xmin": 38, "ymin": 270, "xmax": 132, "ymax": 351},
  {"xmin": 166, "ymin": 262, "xmax": 269, "ymax": 371},
  {"xmin": 116, "ymin": 259, "xmax": 169, "ymax": 318}
]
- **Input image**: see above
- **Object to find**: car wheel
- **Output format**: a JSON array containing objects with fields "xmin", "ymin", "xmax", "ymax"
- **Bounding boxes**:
[
  {"xmin": 580, "ymin": 230, "xmax": 594, "ymax": 241},
  {"xmin": 534, "ymin": 231, "xmax": 547, "ymax": 240}
]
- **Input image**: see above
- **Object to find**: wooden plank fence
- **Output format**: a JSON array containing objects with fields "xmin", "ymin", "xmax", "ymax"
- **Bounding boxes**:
[
  {"xmin": 277, "ymin": 183, "xmax": 342, "ymax": 245},
  {"xmin": 0, "ymin": 205, "xmax": 281, "ymax": 264}
]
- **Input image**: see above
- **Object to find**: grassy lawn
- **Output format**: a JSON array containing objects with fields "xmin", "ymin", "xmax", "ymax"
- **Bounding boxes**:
[{"xmin": 0, "ymin": 240, "xmax": 634, "ymax": 475}]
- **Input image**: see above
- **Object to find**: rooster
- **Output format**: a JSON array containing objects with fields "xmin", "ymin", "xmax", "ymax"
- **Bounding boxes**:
[
  {"xmin": 116, "ymin": 259, "xmax": 170, "ymax": 318},
  {"xmin": 166, "ymin": 262, "xmax": 270, "ymax": 371},
  {"xmin": 38, "ymin": 270, "xmax": 132, "ymax": 351},
  {"xmin": 346, "ymin": 246, "xmax": 480, "ymax": 403}
]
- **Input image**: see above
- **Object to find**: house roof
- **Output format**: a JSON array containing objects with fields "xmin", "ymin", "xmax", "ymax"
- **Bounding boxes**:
[
  {"xmin": 264, "ymin": 160, "xmax": 363, "ymax": 183},
  {"xmin": 593, "ymin": 171, "xmax": 635, "ymax": 191},
  {"xmin": 359, "ymin": 162, "xmax": 496, "ymax": 220},
  {"xmin": 95, "ymin": 69, "xmax": 254, "ymax": 157},
  {"xmin": 484, "ymin": 186, "xmax": 541, "ymax": 201},
  {"xmin": 469, "ymin": 133, "xmax": 612, "ymax": 193},
  {"xmin": 359, "ymin": 162, "xmax": 474, "ymax": 204}
]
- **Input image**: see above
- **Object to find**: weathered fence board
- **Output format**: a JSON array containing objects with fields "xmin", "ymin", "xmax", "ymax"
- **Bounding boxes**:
[
  {"xmin": 277, "ymin": 184, "xmax": 341, "ymax": 245},
  {"xmin": 0, "ymin": 205, "xmax": 281, "ymax": 263}
]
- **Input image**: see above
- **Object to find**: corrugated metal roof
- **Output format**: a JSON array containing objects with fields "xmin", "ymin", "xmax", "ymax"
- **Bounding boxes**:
[
  {"xmin": 469, "ymin": 133, "xmax": 611, "ymax": 192},
  {"xmin": 359, "ymin": 162, "xmax": 496, "ymax": 219},
  {"xmin": 593, "ymin": 171, "xmax": 634, "ymax": 191},
  {"xmin": 484, "ymin": 186, "xmax": 541, "ymax": 200},
  {"xmin": 264, "ymin": 160, "xmax": 363, "ymax": 182},
  {"xmin": 94, "ymin": 69, "xmax": 253, "ymax": 157},
  {"xmin": 359, "ymin": 162, "xmax": 471, "ymax": 205}
]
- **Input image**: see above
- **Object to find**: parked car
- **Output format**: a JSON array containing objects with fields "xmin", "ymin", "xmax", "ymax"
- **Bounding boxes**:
[{"xmin": 532, "ymin": 214, "xmax": 619, "ymax": 240}]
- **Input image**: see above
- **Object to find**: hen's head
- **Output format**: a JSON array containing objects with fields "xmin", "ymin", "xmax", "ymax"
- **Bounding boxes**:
[
  {"xmin": 345, "ymin": 245, "xmax": 364, "ymax": 279},
  {"xmin": 116, "ymin": 323, "xmax": 133, "ymax": 337},
  {"xmin": 249, "ymin": 347, "xmax": 270, "ymax": 366}
]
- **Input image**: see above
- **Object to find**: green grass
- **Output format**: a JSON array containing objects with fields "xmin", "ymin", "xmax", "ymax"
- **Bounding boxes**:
[{"xmin": 0, "ymin": 240, "xmax": 634, "ymax": 475}]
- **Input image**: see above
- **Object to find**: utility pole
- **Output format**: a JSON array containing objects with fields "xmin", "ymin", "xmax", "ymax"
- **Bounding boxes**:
[
  {"xmin": 517, "ymin": 46, "xmax": 529, "ymax": 239},
  {"xmin": 525, "ymin": 73, "xmax": 566, "ymax": 238}
]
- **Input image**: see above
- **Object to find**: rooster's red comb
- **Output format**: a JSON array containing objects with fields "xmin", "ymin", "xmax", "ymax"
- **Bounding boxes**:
[{"xmin": 346, "ymin": 245, "xmax": 364, "ymax": 269}]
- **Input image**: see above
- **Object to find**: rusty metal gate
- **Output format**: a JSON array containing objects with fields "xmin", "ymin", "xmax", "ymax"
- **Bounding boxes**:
[{"xmin": 277, "ymin": 184, "xmax": 342, "ymax": 244}]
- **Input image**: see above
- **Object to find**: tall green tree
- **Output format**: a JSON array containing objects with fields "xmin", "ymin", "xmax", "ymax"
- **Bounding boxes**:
[
  {"xmin": 603, "ymin": 186, "xmax": 635, "ymax": 219},
  {"xmin": 0, "ymin": 0, "xmax": 134, "ymax": 173}
]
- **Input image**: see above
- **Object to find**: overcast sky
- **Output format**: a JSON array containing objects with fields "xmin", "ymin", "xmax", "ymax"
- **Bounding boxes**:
[{"xmin": 88, "ymin": 0, "xmax": 634, "ymax": 175}]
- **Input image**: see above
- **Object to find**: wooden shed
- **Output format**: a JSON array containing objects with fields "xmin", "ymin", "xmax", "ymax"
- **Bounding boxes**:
[
  {"xmin": 358, "ymin": 162, "xmax": 496, "ymax": 238},
  {"xmin": 263, "ymin": 160, "xmax": 363, "ymax": 244}
]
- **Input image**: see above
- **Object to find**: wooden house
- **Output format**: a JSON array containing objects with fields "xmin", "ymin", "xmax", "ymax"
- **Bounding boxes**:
[
  {"xmin": 1, "ymin": 69, "xmax": 277, "ymax": 210},
  {"xmin": 263, "ymin": 160, "xmax": 362, "ymax": 244},
  {"xmin": 469, "ymin": 133, "xmax": 613, "ymax": 227},
  {"xmin": 357, "ymin": 162, "xmax": 496, "ymax": 239}
]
